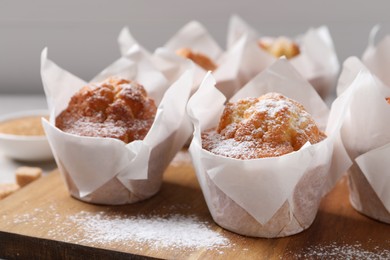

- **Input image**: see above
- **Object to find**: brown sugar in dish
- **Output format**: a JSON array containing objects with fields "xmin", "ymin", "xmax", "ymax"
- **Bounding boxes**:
[
  {"xmin": 0, "ymin": 116, "xmax": 48, "ymax": 136},
  {"xmin": 176, "ymin": 48, "xmax": 218, "ymax": 71},
  {"xmin": 258, "ymin": 37, "xmax": 300, "ymax": 59},
  {"xmin": 56, "ymin": 77, "xmax": 157, "ymax": 143},
  {"xmin": 202, "ymin": 93, "xmax": 326, "ymax": 159}
]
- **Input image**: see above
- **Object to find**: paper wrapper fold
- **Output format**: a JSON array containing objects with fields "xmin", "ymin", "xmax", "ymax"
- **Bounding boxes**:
[
  {"xmin": 333, "ymin": 53, "xmax": 390, "ymax": 223},
  {"xmin": 187, "ymin": 59, "xmax": 351, "ymax": 237},
  {"xmin": 362, "ymin": 25, "xmax": 390, "ymax": 88},
  {"xmin": 40, "ymin": 47, "xmax": 194, "ymax": 205},
  {"xmin": 118, "ymin": 21, "xmax": 268, "ymax": 99},
  {"xmin": 227, "ymin": 15, "xmax": 339, "ymax": 100}
]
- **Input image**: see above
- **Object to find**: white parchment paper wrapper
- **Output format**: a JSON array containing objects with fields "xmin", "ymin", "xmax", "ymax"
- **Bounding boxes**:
[
  {"xmin": 362, "ymin": 25, "xmax": 390, "ymax": 88},
  {"xmin": 118, "ymin": 21, "xmax": 263, "ymax": 99},
  {"xmin": 40, "ymin": 46, "xmax": 194, "ymax": 205},
  {"xmin": 334, "ymin": 54, "xmax": 390, "ymax": 223},
  {"xmin": 118, "ymin": 27, "xmax": 188, "ymax": 87},
  {"xmin": 227, "ymin": 15, "xmax": 339, "ymax": 100},
  {"xmin": 187, "ymin": 59, "xmax": 351, "ymax": 237}
]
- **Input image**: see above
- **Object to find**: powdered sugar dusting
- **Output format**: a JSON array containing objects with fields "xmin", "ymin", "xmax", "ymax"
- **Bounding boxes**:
[
  {"xmin": 284, "ymin": 242, "xmax": 390, "ymax": 259},
  {"xmin": 203, "ymin": 133, "xmax": 258, "ymax": 159},
  {"xmin": 202, "ymin": 93, "xmax": 325, "ymax": 159},
  {"xmin": 69, "ymin": 211, "xmax": 230, "ymax": 250},
  {"xmin": 250, "ymin": 98, "xmax": 298, "ymax": 118},
  {"xmin": 5, "ymin": 204, "xmax": 230, "ymax": 252}
]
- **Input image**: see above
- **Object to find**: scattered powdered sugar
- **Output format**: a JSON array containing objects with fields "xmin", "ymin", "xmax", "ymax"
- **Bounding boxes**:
[
  {"xmin": 5, "ymin": 204, "xmax": 230, "ymax": 252},
  {"xmin": 285, "ymin": 242, "xmax": 390, "ymax": 259},
  {"xmin": 68, "ymin": 211, "xmax": 230, "ymax": 250},
  {"xmin": 7, "ymin": 204, "xmax": 390, "ymax": 257}
]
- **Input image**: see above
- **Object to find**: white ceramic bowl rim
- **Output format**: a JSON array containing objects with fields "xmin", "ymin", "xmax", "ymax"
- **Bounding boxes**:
[{"xmin": 0, "ymin": 109, "xmax": 49, "ymax": 141}]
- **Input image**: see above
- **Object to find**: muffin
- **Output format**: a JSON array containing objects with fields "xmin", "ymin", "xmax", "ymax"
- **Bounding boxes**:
[
  {"xmin": 258, "ymin": 37, "xmax": 300, "ymax": 59},
  {"xmin": 56, "ymin": 77, "xmax": 156, "ymax": 143},
  {"xmin": 202, "ymin": 93, "xmax": 325, "ymax": 159},
  {"xmin": 176, "ymin": 48, "xmax": 218, "ymax": 72},
  {"xmin": 200, "ymin": 93, "xmax": 327, "ymax": 237},
  {"xmin": 41, "ymin": 48, "xmax": 193, "ymax": 205},
  {"xmin": 188, "ymin": 69, "xmax": 335, "ymax": 237}
]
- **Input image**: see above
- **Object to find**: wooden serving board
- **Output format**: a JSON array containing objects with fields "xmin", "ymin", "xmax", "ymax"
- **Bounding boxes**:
[{"xmin": 0, "ymin": 151, "xmax": 389, "ymax": 259}]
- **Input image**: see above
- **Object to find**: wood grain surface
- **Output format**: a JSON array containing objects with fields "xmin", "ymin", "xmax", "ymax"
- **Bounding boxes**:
[{"xmin": 0, "ymin": 151, "xmax": 389, "ymax": 259}]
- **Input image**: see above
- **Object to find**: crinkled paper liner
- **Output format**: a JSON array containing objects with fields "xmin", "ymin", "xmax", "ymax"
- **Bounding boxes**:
[
  {"xmin": 347, "ymin": 162, "xmax": 390, "ymax": 224},
  {"xmin": 336, "ymin": 54, "xmax": 390, "ymax": 224},
  {"xmin": 200, "ymin": 160, "xmax": 328, "ymax": 238},
  {"xmin": 61, "ymin": 133, "xmax": 176, "ymax": 205}
]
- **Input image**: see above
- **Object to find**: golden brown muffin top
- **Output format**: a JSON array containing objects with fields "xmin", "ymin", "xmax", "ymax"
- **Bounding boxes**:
[
  {"xmin": 202, "ymin": 93, "xmax": 326, "ymax": 159},
  {"xmin": 258, "ymin": 37, "xmax": 300, "ymax": 59},
  {"xmin": 56, "ymin": 77, "xmax": 157, "ymax": 143},
  {"xmin": 176, "ymin": 48, "xmax": 218, "ymax": 71}
]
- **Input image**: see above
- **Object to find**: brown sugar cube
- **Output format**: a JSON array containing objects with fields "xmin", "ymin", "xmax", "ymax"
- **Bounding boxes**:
[
  {"xmin": 15, "ymin": 166, "xmax": 42, "ymax": 187},
  {"xmin": 0, "ymin": 183, "xmax": 20, "ymax": 200}
]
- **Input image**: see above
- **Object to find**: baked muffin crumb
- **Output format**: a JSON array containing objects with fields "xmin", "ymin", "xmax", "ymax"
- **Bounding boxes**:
[
  {"xmin": 56, "ymin": 77, "xmax": 157, "ymax": 143},
  {"xmin": 259, "ymin": 37, "xmax": 300, "ymax": 59},
  {"xmin": 176, "ymin": 48, "xmax": 217, "ymax": 71},
  {"xmin": 202, "ymin": 93, "xmax": 325, "ymax": 159}
]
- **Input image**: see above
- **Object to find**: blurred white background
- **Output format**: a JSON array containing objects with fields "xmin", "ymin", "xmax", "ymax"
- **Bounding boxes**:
[{"xmin": 0, "ymin": 0, "xmax": 389, "ymax": 94}]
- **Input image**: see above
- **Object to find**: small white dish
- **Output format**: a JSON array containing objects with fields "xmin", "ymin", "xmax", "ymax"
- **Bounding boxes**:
[{"xmin": 0, "ymin": 110, "xmax": 53, "ymax": 161}]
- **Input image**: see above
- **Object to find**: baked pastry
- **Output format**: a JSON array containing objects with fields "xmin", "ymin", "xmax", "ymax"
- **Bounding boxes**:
[
  {"xmin": 202, "ymin": 93, "xmax": 325, "ymax": 159},
  {"xmin": 176, "ymin": 48, "xmax": 217, "ymax": 71},
  {"xmin": 192, "ymin": 92, "xmax": 329, "ymax": 237},
  {"xmin": 258, "ymin": 37, "xmax": 300, "ymax": 59},
  {"xmin": 56, "ymin": 77, "xmax": 157, "ymax": 143}
]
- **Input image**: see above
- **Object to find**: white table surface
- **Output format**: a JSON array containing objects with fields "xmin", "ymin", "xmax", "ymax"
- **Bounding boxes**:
[{"xmin": 0, "ymin": 95, "xmax": 56, "ymax": 184}]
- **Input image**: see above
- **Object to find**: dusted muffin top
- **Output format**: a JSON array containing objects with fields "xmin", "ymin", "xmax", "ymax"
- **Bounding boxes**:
[
  {"xmin": 202, "ymin": 92, "xmax": 325, "ymax": 159},
  {"xmin": 56, "ymin": 77, "xmax": 157, "ymax": 143},
  {"xmin": 176, "ymin": 48, "xmax": 218, "ymax": 71}
]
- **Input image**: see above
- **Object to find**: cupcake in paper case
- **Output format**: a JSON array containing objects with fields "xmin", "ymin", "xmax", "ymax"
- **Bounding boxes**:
[
  {"xmin": 333, "ymin": 56, "xmax": 390, "ymax": 223},
  {"xmin": 227, "ymin": 15, "xmax": 339, "ymax": 100},
  {"xmin": 187, "ymin": 59, "xmax": 351, "ymax": 237},
  {"xmin": 118, "ymin": 21, "xmax": 265, "ymax": 100},
  {"xmin": 40, "ymin": 47, "xmax": 194, "ymax": 205}
]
